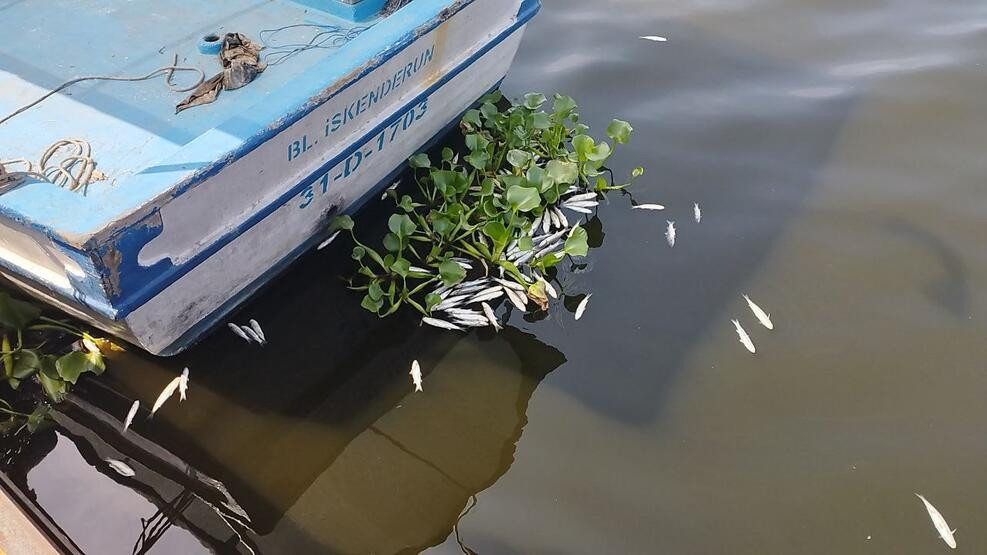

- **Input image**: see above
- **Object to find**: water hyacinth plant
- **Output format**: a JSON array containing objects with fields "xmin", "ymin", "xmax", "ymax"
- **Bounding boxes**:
[
  {"xmin": 0, "ymin": 290, "xmax": 120, "ymax": 434},
  {"xmin": 331, "ymin": 92, "xmax": 643, "ymax": 330}
]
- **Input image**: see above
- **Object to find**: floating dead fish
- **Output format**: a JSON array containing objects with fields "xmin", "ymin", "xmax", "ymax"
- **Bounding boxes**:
[
  {"xmin": 228, "ymin": 322, "xmax": 253, "ymax": 343},
  {"xmin": 563, "ymin": 200, "xmax": 599, "ymax": 209},
  {"xmin": 410, "ymin": 360, "xmax": 423, "ymax": 392},
  {"xmin": 106, "ymin": 459, "xmax": 135, "ymax": 478},
  {"xmin": 380, "ymin": 181, "xmax": 399, "ymax": 200},
  {"xmin": 548, "ymin": 207, "xmax": 562, "ymax": 229},
  {"xmin": 241, "ymin": 325, "xmax": 263, "ymax": 345},
  {"xmin": 542, "ymin": 210, "xmax": 552, "ymax": 233},
  {"xmin": 530, "ymin": 213, "xmax": 544, "ymax": 234},
  {"xmin": 640, "ymin": 35, "xmax": 668, "ymax": 42},
  {"xmin": 151, "ymin": 375, "xmax": 182, "ymax": 417},
  {"xmin": 534, "ymin": 240, "xmax": 563, "ymax": 259},
  {"xmin": 408, "ymin": 265, "xmax": 432, "ymax": 274},
  {"xmin": 562, "ymin": 204, "xmax": 594, "ymax": 214},
  {"xmin": 566, "ymin": 192, "xmax": 598, "ymax": 202},
  {"xmin": 916, "ymin": 494, "xmax": 957, "ymax": 549},
  {"xmin": 732, "ymin": 319, "xmax": 756, "ymax": 354},
  {"xmin": 493, "ymin": 278, "xmax": 526, "ymax": 292},
  {"xmin": 248, "ymin": 319, "xmax": 266, "ymax": 344},
  {"xmin": 632, "ymin": 204, "xmax": 665, "ymax": 211},
  {"xmin": 694, "ymin": 202, "xmax": 702, "ymax": 223},
  {"xmin": 469, "ymin": 288, "xmax": 505, "ymax": 304},
  {"xmin": 179, "ymin": 367, "xmax": 189, "ymax": 401},
  {"xmin": 539, "ymin": 277, "xmax": 559, "ymax": 299},
  {"xmin": 666, "ymin": 221, "xmax": 676, "ymax": 247},
  {"xmin": 422, "ymin": 316, "xmax": 464, "ymax": 331},
  {"xmin": 575, "ymin": 294, "xmax": 592, "ymax": 320},
  {"xmin": 122, "ymin": 400, "xmax": 139, "ymax": 433},
  {"xmin": 481, "ymin": 302, "xmax": 502, "ymax": 331},
  {"xmin": 554, "ymin": 206, "xmax": 570, "ymax": 228},
  {"xmin": 435, "ymin": 295, "xmax": 469, "ymax": 311},
  {"xmin": 504, "ymin": 287, "xmax": 528, "ymax": 311},
  {"xmin": 743, "ymin": 294, "xmax": 774, "ymax": 330},
  {"xmin": 317, "ymin": 231, "xmax": 341, "ymax": 251},
  {"xmin": 535, "ymin": 229, "xmax": 568, "ymax": 247}
]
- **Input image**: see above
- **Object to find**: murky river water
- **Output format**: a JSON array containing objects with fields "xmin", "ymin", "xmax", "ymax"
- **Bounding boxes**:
[{"xmin": 4, "ymin": 0, "xmax": 987, "ymax": 553}]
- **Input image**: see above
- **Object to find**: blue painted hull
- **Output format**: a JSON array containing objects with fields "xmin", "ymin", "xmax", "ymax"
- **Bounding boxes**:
[{"xmin": 0, "ymin": 0, "xmax": 540, "ymax": 354}]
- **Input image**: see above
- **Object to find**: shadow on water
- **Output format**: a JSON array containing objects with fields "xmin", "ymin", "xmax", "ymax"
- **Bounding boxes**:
[
  {"xmin": 0, "ymin": 190, "xmax": 566, "ymax": 553},
  {"xmin": 883, "ymin": 217, "xmax": 970, "ymax": 318}
]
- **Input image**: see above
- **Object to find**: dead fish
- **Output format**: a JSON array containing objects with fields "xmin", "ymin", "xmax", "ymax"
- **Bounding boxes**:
[
  {"xmin": 563, "ymin": 205, "xmax": 594, "ymax": 214},
  {"xmin": 563, "ymin": 200, "xmax": 600, "ymax": 209},
  {"xmin": 743, "ymin": 294, "xmax": 774, "ymax": 330},
  {"xmin": 249, "ymin": 319, "xmax": 266, "ymax": 343},
  {"xmin": 640, "ymin": 35, "xmax": 668, "ymax": 42},
  {"xmin": 122, "ymin": 400, "xmax": 139, "ymax": 433},
  {"xmin": 435, "ymin": 295, "xmax": 469, "ymax": 311},
  {"xmin": 534, "ymin": 240, "xmax": 564, "ymax": 259},
  {"xmin": 151, "ymin": 375, "xmax": 182, "ymax": 417},
  {"xmin": 732, "ymin": 319, "xmax": 756, "ymax": 354},
  {"xmin": 106, "ymin": 459, "xmax": 136, "ymax": 478},
  {"xmin": 504, "ymin": 287, "xmax": 528, "ymax": 311},
  {"xmin": 566, "ymin": 192, "xmax": 598, "ymax": 202},
  {"xmin": 410, "ymin": 360, "xmax": 423, "ymax": 392},
  {"xmin": 632, "ymin": 204, "xmax": 665, "ymax": 211},
  {"xmin": 548, "ymin": 207, "xmax": 562, "ymax": 229},
  {"xmin": 530, "ymin": 213, "xmax": 544, "ymax": 235},
  {"xmin": 554, "ymin": 206, "xmax": 570, "ymax": 228},
  {"xmin": 469, "ymin": 288, "xmax": 505, "ymax": 304},
  {"xmin": 694, "ymin": 202, "xmax": 702, "ymax": 223},
  {"xmin": 575, "ymin": 294, "xmax": 592, "ymax": 321},
  {"xmin": 241, "ymin": 325, "xmax": 263, "ymax": 345},
  {"xmin": 178, "ymin": 367, "xmax": 189, "ymax": 401},
  {"xmin": 228, "ymin": 322, "xmax": 253, "ymax": 343},
  {"xmin": 494, "ymin": 277, "xmax": 526, "ymax": 292},
  {"xmin": 422, "ymin": 316, "xmax": 464, "ymax": 331},
  {"xmin": 408, "ymin": 265, "xmax": 432, "ymax": 274},
  {"xmin": 542, "ymin": 210, "xmax": 551, "ymax": 233},
  {"xmin": 916, "ymin": 494, "xmax": 957, "ymax": 549},
  {"xmin": 481, "ymin": 302, "xmax": 502, "ymax": 331},
  {"xmin": 666, "ymin": 221, "xmax": 676, "ymax": 247},
  {"xmin": 317, "ymin": 231, "xmax": 341, "ymax": 251},
  {"xmin": 539, "ymin": 277, "xmax": 559, "ymax": 299},
  {"xmin": 380, "ymin": 181, "xmax": 399, "ymax": 200}
]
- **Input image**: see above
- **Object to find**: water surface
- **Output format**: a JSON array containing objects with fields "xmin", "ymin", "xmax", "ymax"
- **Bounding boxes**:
[{"xmin": 4, "ymin": 0, "xmax": 987, "ymax": 553}]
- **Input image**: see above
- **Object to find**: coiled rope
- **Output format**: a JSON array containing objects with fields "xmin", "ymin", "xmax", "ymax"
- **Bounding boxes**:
[{"xmin": 0, "ymin": 55, "xmax": 205, "ymax": 192}]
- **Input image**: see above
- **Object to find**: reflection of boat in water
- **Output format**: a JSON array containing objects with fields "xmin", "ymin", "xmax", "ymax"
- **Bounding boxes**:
[{"xmin": 0, "ymin": 260, "xmax": 566, "ymax": 553}]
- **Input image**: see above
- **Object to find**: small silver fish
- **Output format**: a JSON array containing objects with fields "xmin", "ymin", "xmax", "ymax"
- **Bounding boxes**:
[
  {"xmin": 241, "ymin": 325, "xmax": 263, "ymax": 345},
  {"xmin": 666, "ymin": 221, "xmax": 676, "ymax": 247},
  {"xmin": 743, "ymin": 294, "xmax": 774, "ymax": 330},
  {"xmin": 548, "ymin": 207, "xmax": 562, "ymax": 229},
  {"xmin": 732, "ymin": 319, "xmax": 756, "ymax": 354},
  {"xmin": 530, "ymin": 213, "xmax": 544, "ymax": 235},
  {"xmin": 504, "ymin": 287, "xmax": 528, "ymax": 311},
  {"xmin": 380, "ymin": 181, "xmax": 399, "ymax": 200},
  {"xmin": 534, "ymin": 240, "xmax": 563, "ymax": 259},
  {"xmin": 694, "ymin": 202, "xmax": 702, "ymax": 223},
  {"xmin": 151, "ymin": 376, "xmax": 182, "ymax": 417},
  {"xmin": 122, "ymin": 400, "xmax": 139, "ymax": 433},
  {"xmin": 562, "ymin": 205, "xmax": 593, "ymax": 214},
  {"xmin": 554, "ymin": 206, "xmax": 570, "ymax": 228},
  {"xmin": 410, "ymin": 360, "xmax": 423, "ymax": 392},
  {"xmin": 566, "ymin": 192, "xmax": 598, "ymax": 202},
  {"xmin": 539, "ymin": 277, "xmax": 558, "ymax": 299},
  {"xmin": 228, "ymin": 322, "xmax": 253, "ymax": 343},
  {"xmin": 563, "ymin": 200, "xmax": 599, "ymax": 209},
  {"xmin": 469, "ymin": 288, "xmax": 505, "ymax": 304},
  {"xmin": 493, "ymin": 278, "xmax": 526, "ymax": 292},
  {"xmin": 481, "ymin": 302, "xmax": 502, "ymax": 331},
  {"xmin": 916, "ymin": 493, "xmax": 957, "ymax": 549},
  {"xmin": 422, "ymin": 317, "xmax": 464, "ymax": 331},
  {"xmin": 633, "ymin": 204, "xmax": 665, "ymax": 211},
  {"xmin": 408, "ymin": 266, "xmax": 432, "ymax": 275},
  {"xmin": 178, "ymin": 367, "xmax": 189, "ymax": 401},
  {"xmin": 542, "ymin": 210, "xmax": 551, "ymax": 233},
  {"xmin": 106, "ymin": 459, "xmax": 135, "ymax": 478},
  {"xmin": 640, "ymin": 35, "xmax": 668, "ymax": 42},
  {"xmin": 575, "ymin": 294, "xmax": 592, "ymax": 320},
  {"xmin": 249, "ymin": 319, "xmax": 266, "ymax": 344},
  {"xmin": 317, "ymin": 231, "xmax": 341, "ymax": 251}
]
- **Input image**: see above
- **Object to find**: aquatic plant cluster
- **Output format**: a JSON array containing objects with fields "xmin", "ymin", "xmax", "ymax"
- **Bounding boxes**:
[
  {"xmin": 0, "ymin": 291, "xmax": 118, "ymax": 434},
  {"xmin": 331, "ymin": 92, "xmax": 642, "ymax": 328}
]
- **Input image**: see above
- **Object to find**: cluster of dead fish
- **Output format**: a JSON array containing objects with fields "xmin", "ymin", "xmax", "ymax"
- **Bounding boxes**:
[
  {"xmin": 731, "ymin": 294, "xmax": 773, "ymax": 354},
  {"xmin": 117, "ymin": 367, "xmax": 189, "ymax": 435},
  {"xmin": 227, "ymin": 319, "xmax": 267, "ymax": 345}
]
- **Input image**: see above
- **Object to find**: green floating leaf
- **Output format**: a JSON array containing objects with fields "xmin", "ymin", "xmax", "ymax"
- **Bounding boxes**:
[
  {"xmin": 607, "ymin": 119, "xmax": 633, "ymax": 144},
  {"xmin": 632, "ymin": 166, "xmax": 645, "ymax": 178},
  {"xmin": 523, "ymin": 93, "xmax": 547, "ymax": 110},
  {"xmin": 564, "ymin": 225, "xmax": 589, "ymax": 257},
  {"xmin": 439, "ymin": 260, "xmax": 466, "ymax": 287},
  {"xmin": 351, "ymin": 246, "xmax": 366, "ymax": 261},
  {"xmin": 38, "ymin": 357, "xmax": 67, "ymax": 403},
  {"xmin": 408, "ymin": 153, "xmax": 431, "ymax": 169},
  {"xmin": 572, "ymin": 134, "xmax": 595, "ymax": 160},
  {"xmin": 425, "ymin": 293, "xmax": 443, "ymax": 312},
  {"xmin": 0, "ymin": 293, "xmax": 41, "ymax": 330},
  {"xmin": 391, "ymin": 257, "xmax": 411, "ymax": 278},
  {"xmin": 12, "ymin": 350, "xmax": 40, "ymax": 380},
  {"xmin": 507, "ymin": 149, "xmax": 532, "ymax": 168},
  {"xmin": 361, "ymin": 294, "xmax": 384, "ymax": 314},
  {"xmin": 329, "ymin": 215, "xmax": 355, "ymax": 233},
  {"xmin": 506, "ymin": 186, "xmax": 541, "ymax": 213},
  {"xmin": 383, "ymin": 233, "xmax": 401, "ymax": 253},
  {"xmin": 553, "ymin": 94, "xmax": 577, "ymax": 117},
  {"xmin": 25, "ymin": 404, "xmax": 51, "ymax": 434},
  {"xmin": 462, "ymin": 109, "xmax": 482, "ymax": 128},
  {"xmin": 388, "ymin": 214, "xmax": 417, "ymax": 240},
  {"xmin": 545, "ymin": 160, "xmax": 578, "ymax": 186},
  {"xmin": 55, "ymin": 351, "xmax": 98, "ymax": 385}
]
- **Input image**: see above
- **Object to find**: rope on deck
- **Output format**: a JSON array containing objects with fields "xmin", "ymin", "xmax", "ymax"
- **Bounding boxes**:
[{"xmin": 1, "ymin": 139, "xmax": 105, "ymax": 192}]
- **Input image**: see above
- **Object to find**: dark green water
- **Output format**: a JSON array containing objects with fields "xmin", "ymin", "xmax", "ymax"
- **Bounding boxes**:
[{"xmin": 4, "ymin": 0, "xmax": 987, "ymax": 553}]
